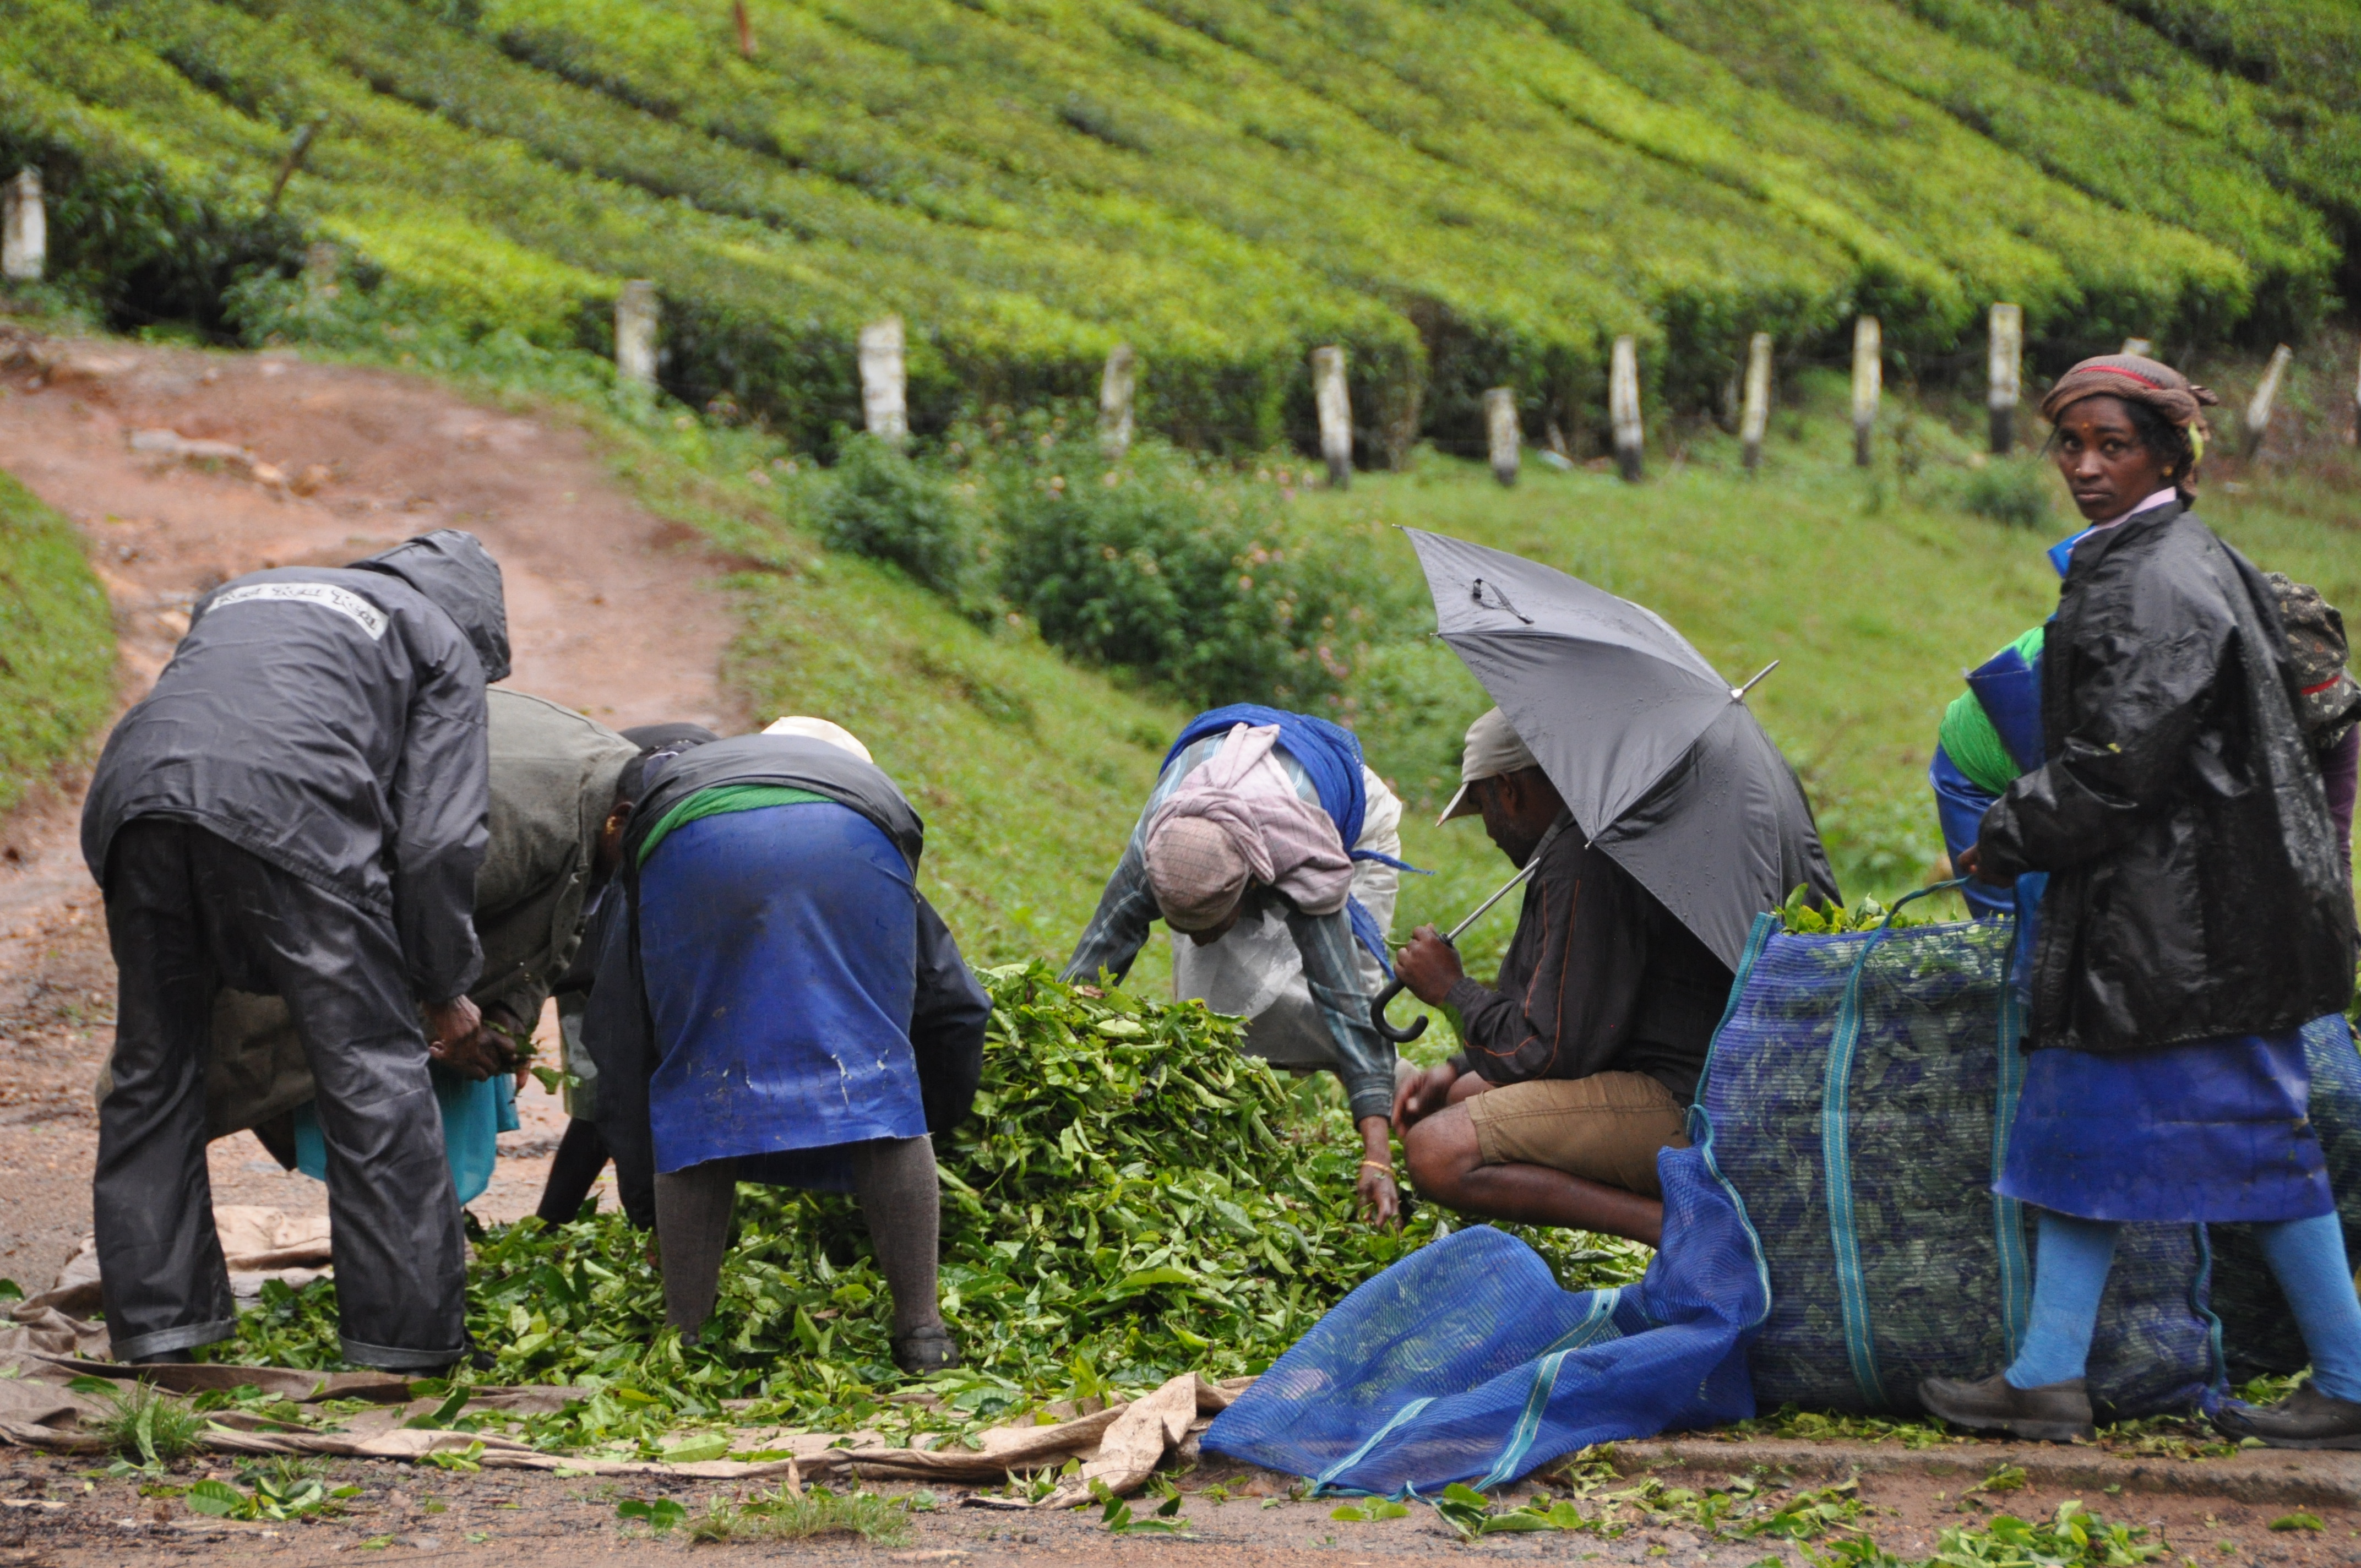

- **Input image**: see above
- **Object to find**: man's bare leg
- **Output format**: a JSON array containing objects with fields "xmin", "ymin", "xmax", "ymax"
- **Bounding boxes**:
[{"xmin": 1402, "ymin": 1102, "xmax": 1664, "ymax": 1247}]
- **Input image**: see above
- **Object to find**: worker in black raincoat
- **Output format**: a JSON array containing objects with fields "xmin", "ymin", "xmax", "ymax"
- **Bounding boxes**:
[
  {"xmin": 1919, "ymin": 356, "xmax": 2361, "ymax": 1449},
  {"xmin": 81, "ymin": 530, "xmax": 508, "ymax": 1371}
]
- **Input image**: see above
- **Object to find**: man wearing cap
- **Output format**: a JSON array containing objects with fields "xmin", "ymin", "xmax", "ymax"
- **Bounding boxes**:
[
  {"xmin": 81, "ymin": 530, "xmax": 508, "ymax": 1371},
  {"xmin": 1390, "ymin": 709, "xmax": 1734, "ymax": 1247},
  {"xmin": 1065, "ymin": 704, "xmax": 1408, "ymax": 1226}
]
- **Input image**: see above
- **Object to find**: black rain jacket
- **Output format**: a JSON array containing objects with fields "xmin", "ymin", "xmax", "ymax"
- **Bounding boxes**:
[
  {"xmin": 1977, "ymin": 502, "xmax": 2355, "ymax": 1054},
  {"xmin": 586, "ymin": 733, "xmax": 990, "ymax": 1183},
  {"xmin": 81, "ymin": 531, "xmax": 508, "ymax": 1006}
]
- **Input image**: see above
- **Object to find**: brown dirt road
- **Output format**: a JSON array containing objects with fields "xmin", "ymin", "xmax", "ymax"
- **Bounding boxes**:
[
  {"xmin": 0, "ymin": 328, "xmax": 745, "ymax": 1295},
  {"xmin": 4, "ymin": 330, "xmax": 2361, "ymax": 1565}
]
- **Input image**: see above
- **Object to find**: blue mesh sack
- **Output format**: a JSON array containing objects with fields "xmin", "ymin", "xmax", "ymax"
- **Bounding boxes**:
[
  {"xmin": 1702, "ymin": 903, "xmax": 2218, "ymax": 1418},
  {"xmin": 2208, "ymin": 1014, "xmax": 2361, "ymax": 1380},
  {"xmin": 1200, "ymin": 1144, "xmax": 1770, "ymax": 1498}
]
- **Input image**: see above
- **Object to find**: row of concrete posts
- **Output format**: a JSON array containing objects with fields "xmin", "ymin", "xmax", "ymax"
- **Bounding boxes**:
[{"xmin": 589, "ymin": 280, "xmax": 2341, "ymax": 473}]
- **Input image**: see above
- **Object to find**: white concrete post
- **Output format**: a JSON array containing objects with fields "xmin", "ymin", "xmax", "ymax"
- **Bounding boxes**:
[
  {"xmin": 1484, "ymin": 388, "xmax": 1520, "ymax": 487},
  {"xmin": 1099, "ymin": 343, "xmax": 1136, "ymax": 461},
  {"xmin": 2245, "ymin": 343, "xmax": 2293, "ymax": 458},
  {"xmin": 1312, "ymin": 345, "xmax": 1352, "ymax": 489},
  {"xmin": 1988, "ymin": 303, "xmax": 2022, "ymax": 456},
  {"xmin": 614, "ymin": 280, "xmax": 659, "ymax": 388},
  {"xmin": 1739, "ymin": 332, "xmax": 1772, "ymax": 472},
  {"xmin": 302, "ymin": 242, "xmax": 341, "ymax": 300},
  {"xmin": 859, "ymin": 316, "xmax": 907, "ymax": 445},
  {"xmin": 3, "ymin": 169, "xmax": 45, "ymax": 284},
  {"xmin": 1851, "ymin": 315, "xmax": 1881, "ymax": 468},
  {"xmin": 1610, "ymin": 335, "xmax": 1644, "ymax": 482},
  {"xmin": 2352, "ymin": 341, "xmax": 2360, "ymax": 449}
]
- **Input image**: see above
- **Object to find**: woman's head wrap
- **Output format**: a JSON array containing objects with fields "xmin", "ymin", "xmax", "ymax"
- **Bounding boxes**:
[
  {"xmin": 2039, "ymin": 353, "xmax": 2218, "ymax": 495},
  {"xmin": 1141, "ymin": 723, "xmax": 1353, "ymax": 935},
  {"xmin": 2039, "ymin": 354, "xmax": 2219, "ymax": 435},
  {"xmin": 1144, "ymin": 816, "xmax": 1253, "ymax": 932}
]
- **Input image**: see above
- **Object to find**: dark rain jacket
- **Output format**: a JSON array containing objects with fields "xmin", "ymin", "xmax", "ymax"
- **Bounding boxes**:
[
  {"xmin": 81, "ymin": 531, "xmax": 509, "ymax": 1007},
  {"xmin": 1977, "ymin": 502, "xmax": 2355, "ymax": 1054},
  {"xmin": 1445, "ymin": 822, "xmax": 1733, "ymax": 1104},
  {"xmin": 585, "ymin": 733, "xmax": 991, "ymax": 1187}
]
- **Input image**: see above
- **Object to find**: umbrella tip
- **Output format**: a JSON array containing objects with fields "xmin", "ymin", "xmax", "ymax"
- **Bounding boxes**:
[{"xmin": 1732, "ymin": 659, "xmax": 1781, "ymax": 701}]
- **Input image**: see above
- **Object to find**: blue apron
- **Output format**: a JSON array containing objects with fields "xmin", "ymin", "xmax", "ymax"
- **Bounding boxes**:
[
  {"xmin": 1998, "ymin": 1031, "xmax": 2333, "ymax": 1223},
  {"xmin": 638, "ymin": 801, "xmax": 926, "ymax": 1189}
]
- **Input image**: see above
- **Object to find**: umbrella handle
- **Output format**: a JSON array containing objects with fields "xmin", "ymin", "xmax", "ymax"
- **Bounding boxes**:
[{"xmin": 1370, "ymin": 978, "xmax": 1428, "ymax": 1043}]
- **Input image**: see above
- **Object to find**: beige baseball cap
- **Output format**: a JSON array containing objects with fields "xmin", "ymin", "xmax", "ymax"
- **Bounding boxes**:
[
  {"xmin": 1437, "ymin": 707, "xmax": 1539, "ymax": 826},
  {"xmin": 763, "ymin": 715, "xmax": 873, "ymax": 763}
]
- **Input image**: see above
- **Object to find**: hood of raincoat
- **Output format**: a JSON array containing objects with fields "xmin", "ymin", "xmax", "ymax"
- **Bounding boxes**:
[
  {"xmin": 1978, "ymin": 501, "xmax": 2355, "ymax": 1053},
  {"xmin": 352, "ymin": 530, "xmax": 512, "ymax": 683}
]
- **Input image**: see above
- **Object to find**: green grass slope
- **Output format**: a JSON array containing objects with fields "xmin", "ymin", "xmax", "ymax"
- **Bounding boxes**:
[
  {"xmin": 5, "ymin": 0, "xmax": 2357, "ymax": 456},
  {"xmin": 0, "ymin": 470, "xmax": 117, "ymax": 815}
]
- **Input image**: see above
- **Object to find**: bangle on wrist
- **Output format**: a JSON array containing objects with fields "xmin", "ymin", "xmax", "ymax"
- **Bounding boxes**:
[{"xmin": 1360, "ymin": 1159, "xmax": 1395, "ymax": 1177}]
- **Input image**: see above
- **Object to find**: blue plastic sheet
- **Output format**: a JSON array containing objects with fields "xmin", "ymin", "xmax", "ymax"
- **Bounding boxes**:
[{"xmin": 1201, "ymin": 1144, "xmax": 1768, "ymax": 1497}]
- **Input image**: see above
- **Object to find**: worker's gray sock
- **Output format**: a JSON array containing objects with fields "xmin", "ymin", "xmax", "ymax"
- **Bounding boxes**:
[
  {"xmin": 653, "ymin": 1157, "xmax": 738, "ymax": 1342},
  {"xmin": 852, "ymin": 1136, "xmax": 943, "ymax": 1341}
]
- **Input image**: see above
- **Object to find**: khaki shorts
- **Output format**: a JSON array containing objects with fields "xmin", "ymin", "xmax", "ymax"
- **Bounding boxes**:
[{"xmin": 1464, "ymin": 1072, "xmax": 1689, "ymax": 1199}]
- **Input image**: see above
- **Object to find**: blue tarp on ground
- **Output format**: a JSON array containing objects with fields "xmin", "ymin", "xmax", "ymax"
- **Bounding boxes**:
[{"xmin": 1201, "ymin": 1140, "xmax": 1770, "ymax": 1496}]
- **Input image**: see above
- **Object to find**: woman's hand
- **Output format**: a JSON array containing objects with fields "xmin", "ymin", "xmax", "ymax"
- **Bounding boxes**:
[
  {"xmin": 1956, "ymin": 843, "xmax": 2014, "ymax": 887},
  {"xmin": 1355, "ymin": 1115, "xmax": 1400, "ymax": 1228}
]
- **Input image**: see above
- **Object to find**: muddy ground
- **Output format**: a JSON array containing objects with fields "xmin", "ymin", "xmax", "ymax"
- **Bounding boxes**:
[{"xmin": 4, "ymin": 328, "xmax": 2361, "ymax": 1565}]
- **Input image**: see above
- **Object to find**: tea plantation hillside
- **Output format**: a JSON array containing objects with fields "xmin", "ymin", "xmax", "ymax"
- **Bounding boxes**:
[{"xmin": 5, "ymin": 0, "xmax": 2358, "ymax": 456}]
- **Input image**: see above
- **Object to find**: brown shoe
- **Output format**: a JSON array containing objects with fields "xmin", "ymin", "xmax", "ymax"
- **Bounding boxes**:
[
  {"xmin": 2211, "ymin": 1381, "xmax": 2361, "ymax": 1450},
  {"xmin": 1918, "ymin": 1371, "xmax": 2095, "ymax": 1442}
]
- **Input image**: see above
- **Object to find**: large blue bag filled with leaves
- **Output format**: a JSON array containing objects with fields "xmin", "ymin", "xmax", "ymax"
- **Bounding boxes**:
[{"xmin": 1704, "ymin": 909, "xmax": 2217, "ymax": 1418}]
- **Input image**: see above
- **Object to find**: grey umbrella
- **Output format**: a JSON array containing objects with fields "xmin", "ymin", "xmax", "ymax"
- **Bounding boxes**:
[{"xmin": 1405, "ymin": 527, "xmax": 1838, "ymax": 973}]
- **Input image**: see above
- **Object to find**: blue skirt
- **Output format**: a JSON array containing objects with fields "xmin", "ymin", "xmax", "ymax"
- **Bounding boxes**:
[
  {"xmin": 1996, "ymin": 1032, "xmax": 2334, "ymax": 1223},
  {"xmin": 640, "ymin": 802, "xmax": 926, "ymax": 1187}
]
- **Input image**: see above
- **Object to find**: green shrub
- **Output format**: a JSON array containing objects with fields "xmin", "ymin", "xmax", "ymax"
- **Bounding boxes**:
[
  {"xmin": 812, "ymin": 436, "xmax": 976, "ymax": 598},
  {"xmin": 1960, "ymin": 458, "xmax": 2058, "ymax": 530},
  {"xmin": 977, "ymin": 424, "xmax": 1408, "ymax": 709}
]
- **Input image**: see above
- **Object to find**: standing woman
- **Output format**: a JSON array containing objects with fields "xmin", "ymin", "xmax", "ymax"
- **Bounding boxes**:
[{"xmin": 1921, "ymin": 355, "xmax": 2361, "ymax": 1446}]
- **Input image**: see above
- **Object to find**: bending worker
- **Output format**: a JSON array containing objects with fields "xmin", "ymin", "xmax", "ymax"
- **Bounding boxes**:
[
  {"xmin": 187, "ymin": 690, "xmax": 640, "ymax": 1212},
  {"xmin": 81, "ymin": 530, "xmax": 508, "ymax": 1370},
  {"xmin": 1390, "ymin": 709, "xmax": 1734, "ymax": 1248},
  {"xmin": 543, "ymin": 721, "xmax": 722, "ymax": 1231},
  {"xmin": 1065, "ymin": 704, "xmax": 1410, "ymax": 1226},
  {"xmin": 585, "ymin": 718, "xmax": 989, "ymax": 1373},
  {"xmin": 1920, "ymin": 354, "xmax": 2361, "ymax": 1447}
]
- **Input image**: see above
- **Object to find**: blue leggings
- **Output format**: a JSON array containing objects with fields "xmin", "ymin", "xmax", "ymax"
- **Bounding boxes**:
[{"xmin": 2006, "ymin": 1210, "xmax": 2361, "ymax": 1400}]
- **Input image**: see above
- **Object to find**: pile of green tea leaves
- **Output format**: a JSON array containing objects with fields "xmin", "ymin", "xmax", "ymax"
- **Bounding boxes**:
[
  {"xmin": 210, "ymin": 962, "xmax": 1648, "ymax": 1450},
  {"xmin": 1777, "ymin": 886, "xmax": 1943, "ymax": 936}
]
